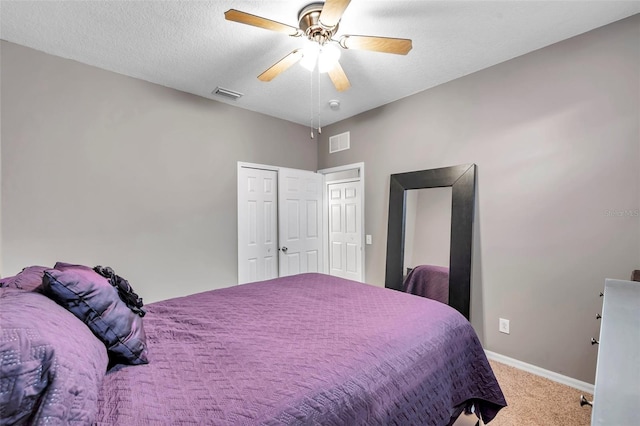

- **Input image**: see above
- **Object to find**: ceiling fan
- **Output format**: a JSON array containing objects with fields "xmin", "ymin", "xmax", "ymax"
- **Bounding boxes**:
[{"xmin": 224, "ymin": 0, "xmax": 413, "ymax": 92}]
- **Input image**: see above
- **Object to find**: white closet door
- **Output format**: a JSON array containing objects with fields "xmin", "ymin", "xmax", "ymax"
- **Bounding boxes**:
[
  {"xmin": 278, "ymin": 168, "xmax": 324, "ymax": 277},
  {"xmin": 328, "ymin": 181, "xmax": 363, "ymax": 281},
  {"xmin": 237, "ymin": 167, "xmax": 278, "ymax": 284}
]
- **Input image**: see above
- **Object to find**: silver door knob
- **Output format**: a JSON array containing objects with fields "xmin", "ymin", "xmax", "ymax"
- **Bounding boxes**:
[{"xmin": 280, "ymin": 246, "xmax": 288, "ymax": 253}]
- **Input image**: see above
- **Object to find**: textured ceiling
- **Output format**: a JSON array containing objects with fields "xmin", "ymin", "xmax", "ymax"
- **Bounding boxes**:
[{"xmin": 1, "ymin": 1, "xmax": 638, "ymax": 127}]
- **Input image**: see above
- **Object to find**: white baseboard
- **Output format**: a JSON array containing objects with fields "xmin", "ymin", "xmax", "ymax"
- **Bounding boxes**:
[{"xmin": 485, "ymin": 350, "xmax": 595, "ymax": 395}]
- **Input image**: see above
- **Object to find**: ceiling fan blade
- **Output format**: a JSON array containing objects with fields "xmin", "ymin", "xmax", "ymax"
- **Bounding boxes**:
[
  {"xmin": 224, "ymin": 9, "xmax": 300, "ymax": 36},
  {"xmin": 339, "ymin": 35, "xmax": 413, "ymax": 55},
  {"xmin": 319, "ymin": 0, "xmax": 351, "ymax": 28},
  {"xmin": 258, "ymin": 50, "xmax": 304, "ymax": 82},
  {"xmin": 327, "ymin": 62, "xmax": 351, "ymax": 92}
]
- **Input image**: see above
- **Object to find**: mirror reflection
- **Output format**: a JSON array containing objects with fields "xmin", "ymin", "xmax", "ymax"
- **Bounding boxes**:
[{"xmin": 403, "ymin": 187, "xmax": 452, "ymax": 304}]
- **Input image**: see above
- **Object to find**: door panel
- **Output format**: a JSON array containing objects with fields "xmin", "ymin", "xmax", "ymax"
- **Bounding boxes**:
[
  {"xmin": 278, "ymin": 168, "xmax": 323, "ymax": 277},
  {"xmin": 238, "ymin": 167, "xmax": 278, "ymax": 284},
  {"xmin": 331, "ymin": 242, "xmax": 342, "ymax": 269},
  {"xmin": 346, "ymin": 243, "xmax": 358, "ymax": 273},
  {"xmin": 247, "ymin": 259, "xmax": 257, "ymax": 282},
  {"xmin": 331, "ymin": 204, "xmax": 341, "ymax": 232},
  {"xmin": 346, "ymin": 203, "xmax": 357, "ymax": 233},
  {"xmin": 286, "ymin": 200, "xmax": 300, "ymax": 239},
  {"xmin": 248, "ymin": 201, "xmax": 257, "ymax": 244},
  {"xmin": 307, "ymin": 200, "xmax": 319, "ymax": 237},
  {"xmin": 264, "ymin": 201, "xmax": 274, "ymax": 244},
  {"xmin": 287, "ymin": 253, "xmax": 300, "ymax": 275},
  {"xmin": 306, "ymin": 251, "xmax": 319, "ymax": 273},
  {"xmin": 328, "ymin": 181, "xmax": 363, "ymax": 281}
]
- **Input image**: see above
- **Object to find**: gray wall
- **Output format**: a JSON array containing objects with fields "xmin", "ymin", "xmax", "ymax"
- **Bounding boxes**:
[
  {"xmin": 0, "ymin": 41, "xmax": 316, "ymax": 302},
  {"xmin": 317, "ymin": 15, "xmax": 640, "ymax": 383}
]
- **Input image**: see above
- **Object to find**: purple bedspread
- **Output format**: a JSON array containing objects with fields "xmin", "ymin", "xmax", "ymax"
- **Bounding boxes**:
[
  {"xmin": 403, "ymin": 265, "xmax": 450, "ymax": 304},
  {"xmin": 96, "ymin": 273, "xmax": 505, "ymax": 425}
]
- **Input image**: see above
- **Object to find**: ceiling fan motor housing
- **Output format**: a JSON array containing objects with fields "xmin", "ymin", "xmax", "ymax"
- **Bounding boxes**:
[{"xmin": 298, "ymin": 2, "xmax": 339, "ymax": 44}]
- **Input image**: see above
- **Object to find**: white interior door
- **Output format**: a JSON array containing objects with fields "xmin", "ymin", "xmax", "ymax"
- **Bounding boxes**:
[
  {"xmin": 328, "ymin": 180, "xmax": 363, "ymax": 281},
  {"xmin": 278, "ymin": 168, "xmax": 324, "ymax": 277},
  {"xmin": 237, "ymin": 167, "xmax": 278, "ymax": 284}
]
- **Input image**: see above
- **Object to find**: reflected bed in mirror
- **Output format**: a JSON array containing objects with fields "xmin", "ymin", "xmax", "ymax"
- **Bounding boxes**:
[
  {"xmin": 385, "ymin": 164, "xmax": 476, "ymax": 319},
  {"xmin": 403, "ymin": 188, "xmax": 452, "ymax": 305}
]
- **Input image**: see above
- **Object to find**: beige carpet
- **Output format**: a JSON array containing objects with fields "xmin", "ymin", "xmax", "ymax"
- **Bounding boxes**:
[{"xmin": 487, "ymin": 360, "xmax": 593, "ymax": 426}]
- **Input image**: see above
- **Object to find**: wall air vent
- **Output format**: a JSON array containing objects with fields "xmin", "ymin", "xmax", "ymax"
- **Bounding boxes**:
[
  {"xmin": 329, "ymin": 131, "xmax": 350, "ymax": 153},
  {"xmin": 212, "ymin": 86, "xmax": 243, "ymax": 101}
]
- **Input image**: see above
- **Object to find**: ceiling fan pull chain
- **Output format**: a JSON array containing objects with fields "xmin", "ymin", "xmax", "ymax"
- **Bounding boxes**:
[
  {"xmin": 310, "ymin": 121, "xmax": 314, "ymax": 139},
  {"xmin": 310, "ymin": 64, "xmax": 314, "ymax": 139},
  {"xmin": 317, "ymin": 66, "xmax": 322, "ymax": 134}
]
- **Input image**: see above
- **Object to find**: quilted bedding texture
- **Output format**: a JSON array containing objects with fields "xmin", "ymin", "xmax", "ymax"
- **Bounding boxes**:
[
  {"xmin": 96, "ymin": 273, "xmax": 506, "ymax": 425},
  {"xmin": 403, "ymin": 265, "xmax": 450, "ymax": 305}
]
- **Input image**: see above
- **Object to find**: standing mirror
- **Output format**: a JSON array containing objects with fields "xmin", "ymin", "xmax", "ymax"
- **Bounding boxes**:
[{"xmin": 385, "ymin": 164, "xmax": 476, "ymax": 319}]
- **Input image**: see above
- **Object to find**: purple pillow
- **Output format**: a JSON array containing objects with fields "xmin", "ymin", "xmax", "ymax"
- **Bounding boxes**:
[
  {"xmin": 0, "ymin": 266, "xmax": 48, "ymax": 292},
  {"xmin": 41, "ymin": 263, "xmax": 148, "ymax": 365},
  {"xmin": 0, "ymin": 288, "xmax": 108, "ymax": 424}
]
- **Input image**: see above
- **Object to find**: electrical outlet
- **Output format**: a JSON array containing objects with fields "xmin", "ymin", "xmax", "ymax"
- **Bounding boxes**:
[{"xmin": 499, "ymin": 318, "xmax": 510, "ymax": 334}]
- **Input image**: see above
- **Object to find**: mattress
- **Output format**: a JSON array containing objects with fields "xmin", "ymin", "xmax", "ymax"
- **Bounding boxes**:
[{"xmin": 96, "ymin": 273, "xmax": 505, "ymax": 425}]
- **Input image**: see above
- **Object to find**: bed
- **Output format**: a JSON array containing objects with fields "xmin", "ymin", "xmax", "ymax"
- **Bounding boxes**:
[
  {"xmin": 1, "ymin": 266, "xmax": 506, "ymax": 425},
  {"xmin": 403, "ymin": 265, "xmax": 450, "ymax": 304}
]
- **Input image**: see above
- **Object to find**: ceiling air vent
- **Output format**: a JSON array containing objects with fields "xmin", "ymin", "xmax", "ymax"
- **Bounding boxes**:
[
  {"xmin": 212, "ymin": 86, "xmax": 243, "ymax": 101},
  {"xmin": 329, "ymin": 131, "xmax": 350, "ymax": 153}
]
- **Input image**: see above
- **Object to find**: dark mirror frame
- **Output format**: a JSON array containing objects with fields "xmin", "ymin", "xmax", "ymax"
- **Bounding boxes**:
[{"xmin": 385, "ymin": 164, "xmax": 476, "ymax": 319}]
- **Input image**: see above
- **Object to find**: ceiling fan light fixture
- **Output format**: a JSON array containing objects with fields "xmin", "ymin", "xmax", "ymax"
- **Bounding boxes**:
[
  {"xmin": 300, "ymin": 43, "xmax": 320, "ymax": 71},
  {"xmin": 300, "ymin": 42, "xmax": 341, "ymax": 73},
  {"xmin": 318, "ymin": 43, "xmax": 341, "ymax": 73}
]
